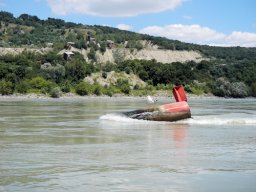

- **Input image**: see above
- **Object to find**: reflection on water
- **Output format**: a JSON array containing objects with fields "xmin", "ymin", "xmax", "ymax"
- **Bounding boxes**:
[{"xmin": 0, "ymin": 97, "xmax": 256, "ymax": 192}]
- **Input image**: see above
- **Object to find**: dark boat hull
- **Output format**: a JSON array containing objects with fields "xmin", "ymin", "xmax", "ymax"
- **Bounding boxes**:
[{"xmin": 123, "ymin": 108, "xmax": 191, "ymax": 122}]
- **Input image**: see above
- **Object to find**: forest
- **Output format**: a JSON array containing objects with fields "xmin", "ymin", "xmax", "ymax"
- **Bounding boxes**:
[{"xmin": 0, "ymin": 11, "xmax": 256, "ymax": 97}]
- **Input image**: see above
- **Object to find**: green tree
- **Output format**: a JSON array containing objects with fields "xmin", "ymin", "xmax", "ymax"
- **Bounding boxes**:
[
  {"xmin": 41, "ymin": 64, "xmax": 65, "ymax": 83},
  {"xmin": 65, "ymin": 59, "xmax": 87, "ymax": 81}
]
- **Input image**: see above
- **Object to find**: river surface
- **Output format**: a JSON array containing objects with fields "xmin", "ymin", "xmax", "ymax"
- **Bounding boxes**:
[{"xmin": 0, "ymin": 97, "xmax": 256, "ymax": 192}]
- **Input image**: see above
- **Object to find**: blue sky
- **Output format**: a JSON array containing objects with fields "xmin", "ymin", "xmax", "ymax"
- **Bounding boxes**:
[{"xmin": 1, "ymin": 0, "xmax": 256, "ymax": 47}]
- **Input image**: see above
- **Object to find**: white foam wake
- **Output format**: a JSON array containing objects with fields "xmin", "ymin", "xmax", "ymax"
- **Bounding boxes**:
[
  {"xmin": 99, "ymin": 113, "xmax": 141, "ymax": 122},
  {"xmin": 178, "ymin": 116, "xmax": 256, "ymax": 125},
  {"xmin": 100, "ymin": 113, "xmax": 256, "ymax": 125}
]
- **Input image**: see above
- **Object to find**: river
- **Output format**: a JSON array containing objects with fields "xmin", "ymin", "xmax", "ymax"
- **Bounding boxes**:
[{"xmin": 0, "ymin": 97, "xmax": 256, "ymax": 192}]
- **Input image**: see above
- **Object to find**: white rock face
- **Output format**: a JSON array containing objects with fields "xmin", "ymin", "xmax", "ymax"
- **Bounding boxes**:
[
  {"xmin": 96, "ymin": 48, "xmax": 204, "ymax": 64},
  {"xmin": 1, "ymin": 45, "xmax": 204, "ymax": 64}
]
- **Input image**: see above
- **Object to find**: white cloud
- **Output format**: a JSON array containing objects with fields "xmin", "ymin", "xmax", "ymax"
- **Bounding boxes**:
[
  {"xmin": 225, "ymin": 31, "xmax": 256, "ymax": 47},
  {"xmin": 47, "ymin": 0, "xmax": 184, "ymax": 17},
  {"xmin": 139, "ymin": 24, "xmax": 256, "ymax": 47},
  {"xmin": 116, "ymin": 24, "xmax": 132, "ymax": 31}
]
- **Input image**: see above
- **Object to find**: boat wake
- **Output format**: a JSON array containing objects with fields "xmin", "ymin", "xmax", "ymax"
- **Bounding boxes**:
[
  {"xmin": 100, "ymin": 113, "xmax": 256, "ymax": 125},
  {"xmin": 99, "ymin": 113, "xmax": 143, "ymax": 123},
  {"xmin": 183, "ymin": 116, "xmax": 256, "ymax": 125}
]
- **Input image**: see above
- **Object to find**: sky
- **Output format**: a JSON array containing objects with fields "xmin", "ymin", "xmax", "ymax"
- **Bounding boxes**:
[{"xmin": 0, "ymin": 0, "xmax": 256, "ymax": 47}]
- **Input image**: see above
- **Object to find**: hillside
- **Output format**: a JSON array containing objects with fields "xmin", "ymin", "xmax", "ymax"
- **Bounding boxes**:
[
  {"xmin": 1, "ymin": 11, "xmax": 256, "ymax": 60},
  {"xmin": 0, "ymin": 11, "xmax": 256, "ymax": 98}
]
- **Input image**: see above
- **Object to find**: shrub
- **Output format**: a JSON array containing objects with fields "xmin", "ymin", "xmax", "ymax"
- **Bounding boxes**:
[
  {"xmin": 102, "ymin": 72, "xmax": 107, "ymax": 79},
  {"xmin": 230, "ymin": 82, "xmax": 249, "ymax": 98},
  {"xmin": 124, "ymin": 67, "xmax": 131, "ymax": 74},
  {"xmin": 93, "ymin": 84, "xmax": 103, "ymax": 96},
  {"xmin": 190, "ymin": 86, "xmax": 204, "ymax": 95},
  {"xmin": 120, "ymin": 84, "xmax": 131, "ymax": 94},
  {"xmin": 104, "ymin": 89, "xmax": 113, "ymax": 97},
  {"xmin": 134, "ymin": 84, "xmax": 140, "ymax": 90},
  {"xmin": 49, "ymin": 87, "xmax": 62, "ymax": 98},
  {"xmin": 102, "ymin": 85, "xmax": 120, "ymax": 97},
  {"xmin": 88, "ymin": 47, "xmax": 96, "ymax": 61},
  {"xmin": 30, "ymin": 76, "xmax": 48, "ymax": 89},
  {"xmin": 115, "ymin": 78, "xmax": 131, "ymax": 94},
  {"xmin": 75, "ymin": 82, "xmax": 93, "ymax": 96},
  {"xmin": 184, "ymin": 84, "xmax": 192, "ymax": 93},
  {"xmin": 15, "ymin": 81, "xmax": 30, "ymax": 93},
  {"xmin": 251, "ymin": 82, "xmax": 256, "ymax": 97},
  {"xmin": 212, "ymin": 78, "xmax": 231, "ymax": 97},
  {"xmin": 61, "ymin": 81, "xmax": 72, "ymax": 93},
  {"xmin": 0, "ymin": 80, "xmax": 14, "ymax": 95},
  {"xmin": 116, "ymin": 78, "xmax": 129, "ymax": 87},
  {"xmin": 212, "ymin": 78, "xmax": 249, "ymax": 98},
  {"xmin": 99, "ymin": 42, "xmax": 106, "ymax": 53},
  {"xmin": 41, "ymin": 64, "xmax": 65, "ymax": 83},
  {"xmin": 145, "ymin": 84, "xmax": 155, "ymax": 91},
  {"xmin": 29, "ymin": 76, "xmax": 54, "ymax": 94},
  {"xmin": 6, "ymin": 73, "xmax": 17, "ymax": 83}
]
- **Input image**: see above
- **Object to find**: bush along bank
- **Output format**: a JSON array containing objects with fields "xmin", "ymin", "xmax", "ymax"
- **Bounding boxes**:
[{"xmin": 0, "ymin": 51, "xmax": 256, "ymax": 98}]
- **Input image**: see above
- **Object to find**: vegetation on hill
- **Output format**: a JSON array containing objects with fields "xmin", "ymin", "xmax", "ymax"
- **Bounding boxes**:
[{"xmin": 0, "ymin": 11, "xmax": 256, "ymax": 98}]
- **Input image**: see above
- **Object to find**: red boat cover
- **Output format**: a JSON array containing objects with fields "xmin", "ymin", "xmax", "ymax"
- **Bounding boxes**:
[
  {"xmin": 159, "ymin": 101, "xmax": 190, "ymax": 113},
  {"xmin": 172, "ymin": 85, "xmax": 187, "ymax": 102}
]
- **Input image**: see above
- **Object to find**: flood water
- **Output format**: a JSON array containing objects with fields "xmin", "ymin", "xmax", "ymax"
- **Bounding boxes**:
[{"xmin": 0, "ymin": 97, "xmax": 256, "ymax": 192}]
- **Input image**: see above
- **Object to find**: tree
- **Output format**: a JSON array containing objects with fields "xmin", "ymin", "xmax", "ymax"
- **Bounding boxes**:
[
  {"xmin": 230, "ymin": 82, "xmax": 249, "ymax": 98},
  {"xmin": 212, "ymin": 78, "xmax": 249, "ymax": 98},
  {"xmin": 0, "ymin": 11, "xmax": 15, "ymax": 23},
  {"xmin": 41, "ymin": 64, "xmax": 65, "ymax": 83},
  {"xmin": 212, "ymin": 78, "xmax": 232, "ymax": 97},
  {"xmin": 65, "ymin": 59, "xmax": 87, "ymax": 81}
]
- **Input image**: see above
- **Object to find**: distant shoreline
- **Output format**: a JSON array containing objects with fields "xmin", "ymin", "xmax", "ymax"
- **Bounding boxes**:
[{"xmin": 0, "ymin": 93, "xmax": 230, "ymax": 100}]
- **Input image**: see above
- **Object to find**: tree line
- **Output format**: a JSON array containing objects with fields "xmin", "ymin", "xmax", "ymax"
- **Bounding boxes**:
[{"xmin": 0, "ymin": 50, "xmax": 255, "ymax": 97}]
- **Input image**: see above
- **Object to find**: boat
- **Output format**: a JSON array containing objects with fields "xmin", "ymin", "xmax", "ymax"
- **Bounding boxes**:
[{"xmin": 123, "ymin": 85, "xmax": 191, "ymax": 122}]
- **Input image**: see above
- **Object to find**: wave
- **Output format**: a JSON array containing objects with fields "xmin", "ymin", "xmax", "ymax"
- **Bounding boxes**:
[
  {"xmin": 100, "ymin": 113, "xmax": 256, "ymax": 125},
  {"xmin": 100, "ymin": 113, "xmax": 142, "ymax": 123},
  {"xmin": 183, "ymin": 116, "xmax": 256, "ymax": 125}
]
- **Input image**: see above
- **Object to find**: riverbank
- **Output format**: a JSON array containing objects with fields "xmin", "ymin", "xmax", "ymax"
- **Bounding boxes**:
[{"xmin": 0, "ymin": 92, "xmax": 218, "ymax": 101}]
